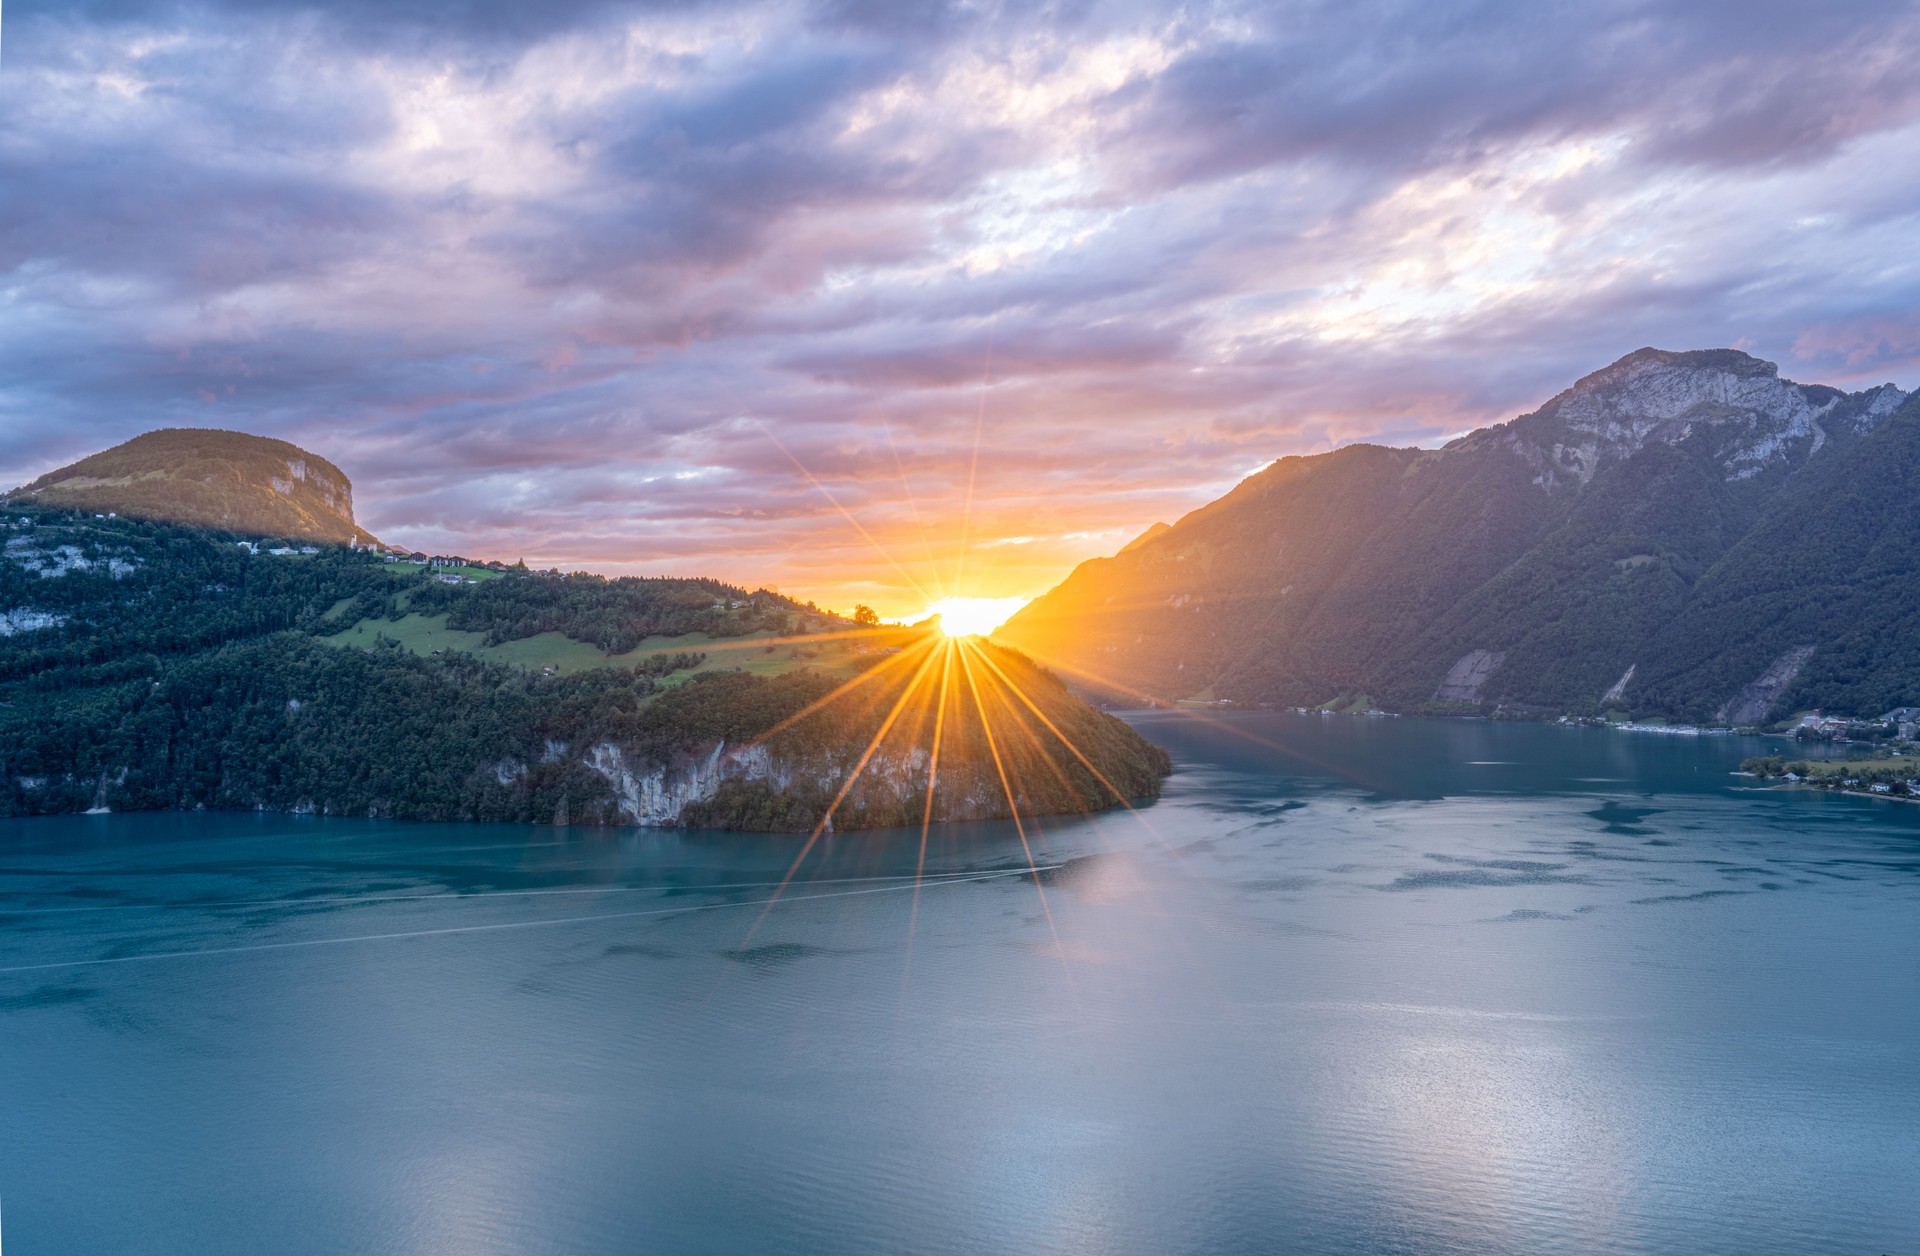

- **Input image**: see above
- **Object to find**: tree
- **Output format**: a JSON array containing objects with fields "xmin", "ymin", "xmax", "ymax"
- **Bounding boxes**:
[{"xmin": 852, "ymin": 604, "xmax": 880, "ymax": 626}]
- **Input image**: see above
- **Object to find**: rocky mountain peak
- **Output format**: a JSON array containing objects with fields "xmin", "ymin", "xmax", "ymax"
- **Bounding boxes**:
[
  {"xmin": 5, "ymin": 428, "xmax": 376, "ymax": 546},
  {"xmin": 1471, "ymin": 347, "xmax": 1909, "ymax": 491},
  {"xmin": 1569, "ymin": 347, "xmax": 1779, "ymax": 394}
]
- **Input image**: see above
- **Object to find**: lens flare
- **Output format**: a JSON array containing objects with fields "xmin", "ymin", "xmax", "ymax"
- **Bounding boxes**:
[
  {"xmin": 738, "ymin": 418, "xmax": 1119, "ymax": 982},
  {"xmin": 925, "ymin": 596, "xmax": 1029, "ymax": 637}
]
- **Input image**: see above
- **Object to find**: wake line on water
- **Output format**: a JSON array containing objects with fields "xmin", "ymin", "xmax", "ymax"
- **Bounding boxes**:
[
  {"xmin": 0, "ymin": 867, "xmax": 1059, "ymax": 976},
  {"xmin": 0, "ymin": 869, "xmax": 1007, "ymax": 917}
]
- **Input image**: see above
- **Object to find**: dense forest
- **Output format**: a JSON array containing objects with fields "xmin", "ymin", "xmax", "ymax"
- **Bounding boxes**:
[
  {"xmin": 408, "ymin": 570, "xmax": 800, "ymax": 652},
  {"xmin": 0, "ymin": 508, "xmax": 1168, "ymax": 828}
]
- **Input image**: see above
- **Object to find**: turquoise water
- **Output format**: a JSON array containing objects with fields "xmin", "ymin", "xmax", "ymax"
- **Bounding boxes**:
[{"xmin": 1, "ymin": 713, "xmax": 1916, "ymax": 1254}]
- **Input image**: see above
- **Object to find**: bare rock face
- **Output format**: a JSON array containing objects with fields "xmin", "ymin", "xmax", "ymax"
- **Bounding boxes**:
[
  {"xmin": 6, "ymin": 428, "xmax": 377, "ymax": 546},
  {"xmin": 1460, "ymin": 348, "xmax": 1909, "ymax": 491},
  {"xmin": 1435, "ymin": 650, "xmax": 1504, "ymax": 702},
  {"xmin": 1718, "ymin": 646, "xmax": 1817, "ymax": 727},
  {"xmin": 1601, "ymin": 664, "xmax": 1636, "ymax": 706}
]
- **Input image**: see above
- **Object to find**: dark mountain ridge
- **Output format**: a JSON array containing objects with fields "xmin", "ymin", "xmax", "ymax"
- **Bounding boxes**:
[{"xmin": 996, "ymin": 348, "xmax": 1917, "ymax": 725}]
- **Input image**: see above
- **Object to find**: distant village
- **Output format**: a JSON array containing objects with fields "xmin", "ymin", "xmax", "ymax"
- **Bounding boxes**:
[
  {"xmin": 1560, "ymin": 707, "xmax": 1920, "ymax": 743},
  {"xmin": 250, "ymin": 537, "xmax": 516, "ymax": 584},
  {"xmin": 372, "ymin": 547, "xmax": 509, "ymax": 585},
  {"xmin": 1266, "ymin": 681, "xmax": 1920, "ymax": 793},
  {"xmin": 1735, "ymin": 706, "xmax": 1920, "ymax": 801},
  {"xmin": 1273, "ymin": 696, "xmax": 1920, "ymax": 748}
]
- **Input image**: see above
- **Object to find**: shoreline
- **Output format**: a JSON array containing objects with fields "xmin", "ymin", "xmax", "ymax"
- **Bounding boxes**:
[
  {"xmin": 1748, "ymin": 780, "xmax": 1920, "ymax": 805},
  {"xmin": 1126, "ymin": 706, "xmax": 1810, "ymax": 741}
]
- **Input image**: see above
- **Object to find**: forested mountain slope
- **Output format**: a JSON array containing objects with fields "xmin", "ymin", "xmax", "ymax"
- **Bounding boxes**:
[
  {"xmin": 0, "ymin": 510, "xmax": 1166, "ymax": 827},
  {"xmin": 996, "ymin": 348, "xmax": 1916, "ymax": 724}
]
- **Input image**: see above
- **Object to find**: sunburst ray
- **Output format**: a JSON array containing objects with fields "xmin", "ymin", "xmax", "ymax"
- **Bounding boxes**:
[
  {"xmin": 995, "ymin": 646, "xmax": 1384, "ymax": 790},
  {"xmin": 959, "ymin": 638, "xmax": 1219, "ymax": 893},
  {"xmin": 766, "ymin": 427, "xmax": 938, "ymax": 609},
  {"xmin": 962, "ymin": 639, "xmax": 1160, "ymax": 823},
  {"xmin": 956, "ymin": 640, "xmax": 1066, "ymax": 964},
  {"xmin": 901, "ymin": 637, "xmax": 957, "ymax": 991},
  {"xmin": 735, "ymin": 640, "xmax": 946, "ymax": 947},
  {"xmin": 951, "ymin": 332, "xmax": 992, "ymax": 605},
  {"xmin": 725, "ymin": 633, "xmax": 939, "ymax": 763},
  {"xmin": 883, "ymin": 418, "xmax": 949, "ymax": 606},
  {"xmin": 964, "ymin": 645, "xmax": 1105, "ymax": 817}
]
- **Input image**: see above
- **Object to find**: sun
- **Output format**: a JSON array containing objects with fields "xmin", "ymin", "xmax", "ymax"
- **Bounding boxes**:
[{"xmin": 924, "ymin": 595, "xmax": 1029, "ymax": 638}]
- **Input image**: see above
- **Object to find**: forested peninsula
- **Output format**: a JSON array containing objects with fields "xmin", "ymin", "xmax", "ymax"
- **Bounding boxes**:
[{"xmin": 0, "ymin": 508, "xmax": 1168, "ymax": 829}]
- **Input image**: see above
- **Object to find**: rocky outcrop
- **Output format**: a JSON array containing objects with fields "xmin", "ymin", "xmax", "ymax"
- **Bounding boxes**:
[
  {"xmin": 1718, "ymin": 645, "xmax": 1816, "ymax": 727},
  {"xmin": 1455, "ymin": 349, "xmax": 1908, "ymax": 491},
  {"xmin": 0, "ymin": 608, "xmax": 67, "ymax": 635},
  {"xmin": 593, "ymin": 723, "xmax": 1100, "ymax": 829},
  {"xmin": 4, "ymin": 537, "xmax": 140, "ymax": 578},
  {"xmin": 1434, "ymin": 650, "xmax": 1504, "ymax": 702},
  {"xmin": 6, "ymin": 428, "xmax": 377, "ymax": 547},
  {"xmin": 1601, "ymin": 664, "xmax": 1636, "ymax": 706},
  {"xmin": 585, "ymin": 741, "xmax": 785, "ymax": 826}
]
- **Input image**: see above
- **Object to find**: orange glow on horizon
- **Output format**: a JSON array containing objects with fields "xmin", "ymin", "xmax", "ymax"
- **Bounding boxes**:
[
  {"xmin": 920, "ymin": 595, "xmax": 1031, "ymax": 638},
  {"xmin": 755, "ymin": 352, "xmax": 1137, "ymax": 632}
]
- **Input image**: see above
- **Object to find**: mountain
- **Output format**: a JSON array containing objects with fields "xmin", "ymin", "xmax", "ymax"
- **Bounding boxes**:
[
  {"xmin": 5, "ymin": 428, "xmax": 377, "ymax": 547},
  {"xmin": 995, "ymin": 348, "xmax": 1918, "ymax": 726},
  {"xmin": 0, "ymin": 508, "xmax": 1167, "ymax": 827}
]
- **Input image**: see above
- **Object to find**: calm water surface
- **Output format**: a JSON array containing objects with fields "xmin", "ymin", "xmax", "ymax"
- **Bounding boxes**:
[{"xmin": 2, "ymin": 714, "xmax": 1917, "ymax": 1254}]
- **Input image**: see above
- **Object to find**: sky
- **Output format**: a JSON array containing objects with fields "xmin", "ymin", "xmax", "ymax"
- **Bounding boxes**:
[{"xmin": 3, "ymin": 0, "xmax": 1919, "ymax": 618}]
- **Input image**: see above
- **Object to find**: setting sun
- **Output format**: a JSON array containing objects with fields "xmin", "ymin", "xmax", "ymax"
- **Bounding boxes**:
[{"xmin": 923, "ymin": 596, "xmax": 1030, "ymax": 638}]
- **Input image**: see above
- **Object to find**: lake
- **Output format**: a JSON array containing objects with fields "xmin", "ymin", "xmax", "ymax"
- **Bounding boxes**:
[{"xmin": 1, "ymin": 713, "xmax": 1916, "ymax": 1254}]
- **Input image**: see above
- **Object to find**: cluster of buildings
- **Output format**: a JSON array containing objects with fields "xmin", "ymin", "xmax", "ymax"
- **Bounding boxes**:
[
  {"xmin": 236, "ymin": 541, "xmax": 320, "ymax": 556},
  {"xmin": 375, "ymin": 549, "xmax": 520, "ymax": 585},
  {"xmin": 1791, "ymin": 709, "xmax": 1920, "ymax": 744},
  {"xmin": 1779, "ymin": 769, "xmax": 1920, "ymax": 797},
  {"xmin": 238, "ymin": 539, "xmax": 515, "ymax": 587}
]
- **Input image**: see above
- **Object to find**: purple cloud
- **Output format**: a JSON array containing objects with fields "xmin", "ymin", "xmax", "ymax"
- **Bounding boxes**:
[{"xmin": 2, "ymin": 0, "xmax": 1918, "ymax": 615}]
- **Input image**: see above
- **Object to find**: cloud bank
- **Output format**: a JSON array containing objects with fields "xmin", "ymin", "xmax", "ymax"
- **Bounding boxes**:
[{"xmin": 4, "ymin": 0, "xmax": 1918, "ymax": 612}]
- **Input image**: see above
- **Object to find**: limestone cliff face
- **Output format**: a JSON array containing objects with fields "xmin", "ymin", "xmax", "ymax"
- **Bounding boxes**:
[
  {"xmin": 996, "ymin": 348, "xmax": 1919, "ymax": 724},
  {"xmin": 581, "ymin": 736, "xmax": 1073, "ymax": 830},
  {"xmin": 585, "ymin": 742, "xmax": 786, "ymax": 826},
  {"xmin": 7, "ymin": 428, "xmax": 377, "ymax": 546},
  {"xmin": 583, "ymin": 740, "xmax": 918, "ymax": 829},
  {"xmin": 569, "ymin": 639, "xmax": 1171, "ymax": 832},
  {"xmin": 1458, "ymin": 348, "xmax": 1908, "ymax": 491}
]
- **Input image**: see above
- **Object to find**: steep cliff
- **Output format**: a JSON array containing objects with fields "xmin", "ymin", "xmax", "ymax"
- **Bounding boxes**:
[{"xmin": 7, "ymin": 428, "xmax": 377, "ymax": 546}]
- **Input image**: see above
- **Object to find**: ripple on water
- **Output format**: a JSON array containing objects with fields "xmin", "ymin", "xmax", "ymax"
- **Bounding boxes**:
[{"xmin": 0, "ymin": 717, "xmax": 1916, "ymax": 1255}]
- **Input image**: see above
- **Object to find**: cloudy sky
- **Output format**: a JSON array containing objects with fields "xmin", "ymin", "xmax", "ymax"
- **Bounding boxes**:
[{"xmin": 4, "ymin": 0, "xmax": 1918, "ymax": 615}]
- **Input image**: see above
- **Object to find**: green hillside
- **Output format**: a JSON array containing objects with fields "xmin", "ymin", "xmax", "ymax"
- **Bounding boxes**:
[
  {"xmin": 0, "ymin": 508, "xmax": 1167, "ymax": 828},
  {"xmin": 321, "ymin": 613, "xmax": 878, "ymax": 682}
]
